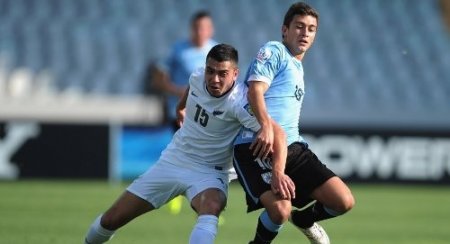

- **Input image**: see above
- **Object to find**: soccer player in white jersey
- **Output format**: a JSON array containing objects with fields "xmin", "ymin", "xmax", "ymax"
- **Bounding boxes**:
[
  {"xmin": 152, "ymin": 10, "xmax": 218, "ymax": 214},
  {"xmin": 84, "ymin": 44, "xmax": 291, "ymax": 244},
  {"xmin": 233, "ymin": 3, "xmax": 355, "ymax": 244}
]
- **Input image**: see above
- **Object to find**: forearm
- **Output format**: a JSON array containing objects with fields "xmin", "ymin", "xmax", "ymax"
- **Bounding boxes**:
[
  {"xmin": 153, "ymin": 70, "xmax": 185, "ymax": 97},
  {"xmin": 247, "ymin": 81, "xmax": 274, "ymax": 159},
  {"xmin": 176, "ymin": 86, "xmax": 189, "ymax": 111},
  {"xmin": 270, "ymin": 121, "xmax": 287, "ymax": 175},
  {"xmin": 166, "ymin": 82, "xmax": 186, "ymax": 97},
  {"xmin": 269, "ymin": 120, "xmax": 295, "ymax": 200}
]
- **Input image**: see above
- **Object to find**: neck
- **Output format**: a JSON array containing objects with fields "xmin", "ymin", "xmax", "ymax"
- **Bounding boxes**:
[
  {"xmin": 192, "ymin": 38, "xmax": 207, "ymax": 47},
  {"xmin": 295, "ymin": 53, "xmax": 304, "ymax": 61},
  {"xmin": 282, "ymin": 41, "xmax": 304, "ymax": 61}
]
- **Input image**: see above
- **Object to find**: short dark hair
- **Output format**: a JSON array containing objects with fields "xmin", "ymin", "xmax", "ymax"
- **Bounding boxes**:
[
  {"xmin": 206, "ymin": 44, "xmax": 239, "ymax": 65},
  {"xmin": 283, "ymin": 2, "xmax": 319, "ymax": 27},
  {"xmin": 191, "ymin": 10, "xmax": 212, "ymax": 24}
]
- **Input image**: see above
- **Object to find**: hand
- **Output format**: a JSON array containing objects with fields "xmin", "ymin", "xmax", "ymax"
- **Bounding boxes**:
[
  {"xmin": 250, "ymin": 123, "xmax": 274, "ymax": 159},
  {"xmin": 176, "ymin": 107, "xmax": 185, "ymax": 127},
  {"xmin": 271, "ymin": 171, "xmax": 296, "ymax": 200}
]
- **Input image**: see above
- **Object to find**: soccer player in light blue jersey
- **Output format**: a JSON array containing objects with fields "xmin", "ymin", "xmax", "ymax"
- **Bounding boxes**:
[
  {"xmin": 233, "ymin": 3, "xmax": 355, "ymax": 244},
  {"xmin": 84, "ymin": 44, "xmax": 289, "ymax": 244},
  {"xmin": 153, "ymin": 10, "xmax": 218, "ymax": 131}
]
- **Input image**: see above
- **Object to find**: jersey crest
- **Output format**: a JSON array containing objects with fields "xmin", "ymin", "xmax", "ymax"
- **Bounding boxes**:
[
  {"xmin": 244, "ymin": 104, "xmax": 255, "ymax": 116},
  {"xmin": 261, "ymin": 172, "xmax": 272, "ymax": 184},
  {"xmin": 256, "ymin": 47, "xmax": 272, "ymax": 63}
]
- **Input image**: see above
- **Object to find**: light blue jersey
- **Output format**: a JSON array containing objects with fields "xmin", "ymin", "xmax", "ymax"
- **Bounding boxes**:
[
  {"xmin": 161, "ymin": 39, "xmax": 218, "ymax": 119},
  {"xmin": 235, "ymin": 41, "xmax": 305, "ymax": 146}
]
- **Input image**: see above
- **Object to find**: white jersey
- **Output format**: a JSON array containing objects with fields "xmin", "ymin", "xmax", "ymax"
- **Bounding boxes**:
[{"xmin": 160, "ymin": 67, "xmax": 260, "ymax": 172}]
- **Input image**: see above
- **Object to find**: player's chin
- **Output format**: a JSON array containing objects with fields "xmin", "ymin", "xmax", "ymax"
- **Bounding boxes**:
[
  {"xmin": 298, "ymin": 46, "xmax": 308, "ymax": 53},
  {"xmin": 210, "ymin": 89, "xmax": 222, "ymax": 97}
]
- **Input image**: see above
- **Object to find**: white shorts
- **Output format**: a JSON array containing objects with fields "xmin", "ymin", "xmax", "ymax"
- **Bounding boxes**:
[{"xmin": 127, "ymin": 159, "xmax": 230, "ymax": 208}]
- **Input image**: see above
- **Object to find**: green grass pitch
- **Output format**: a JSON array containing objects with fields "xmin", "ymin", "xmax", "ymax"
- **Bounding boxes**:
[{"xmin": 1, "ymin": 180, "xmax": 449, "ymax": 243}]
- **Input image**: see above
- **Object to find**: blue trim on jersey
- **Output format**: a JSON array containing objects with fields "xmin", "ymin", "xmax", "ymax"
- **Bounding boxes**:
[{"xmin": 234, "ymin": 127, "xmax": 256, "ymax": 145}]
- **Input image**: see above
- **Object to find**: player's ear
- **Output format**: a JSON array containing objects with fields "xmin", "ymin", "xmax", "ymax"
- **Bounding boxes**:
[
  {"xmin": 281, "ymin": 25, "xmax": 288, "ymax": 39},
  {"xmin": 233, "ymin": 68, "xmax": 239, "ymax": 80}
]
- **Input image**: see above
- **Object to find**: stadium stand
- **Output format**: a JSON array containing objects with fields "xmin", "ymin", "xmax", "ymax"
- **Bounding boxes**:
[{"xmin": 0, "ymin": 0, "xmax": 448, "ymax": 129}]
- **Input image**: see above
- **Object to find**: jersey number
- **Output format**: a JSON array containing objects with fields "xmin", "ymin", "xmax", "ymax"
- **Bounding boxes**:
[
  {"xmin": 194, "ymin": 104, "xmax": 209, "ymax": 127},
  {"xmin": 255, "ymin": 157, "xmax": 272, "ymax": 170}
]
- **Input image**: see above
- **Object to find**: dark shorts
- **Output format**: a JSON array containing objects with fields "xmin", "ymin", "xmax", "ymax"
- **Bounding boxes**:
[{"xmin": 233, "ymin": 142, "xmax": 336, "ymax": 212}]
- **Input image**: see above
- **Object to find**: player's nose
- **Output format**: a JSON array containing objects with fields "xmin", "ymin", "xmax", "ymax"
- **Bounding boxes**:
[{"xmin": 210, "ymin": 74, "xmax": 220, "ymax": 83}]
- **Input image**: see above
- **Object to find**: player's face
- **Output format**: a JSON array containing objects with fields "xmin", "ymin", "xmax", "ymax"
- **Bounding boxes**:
[
  {"xmin": 205, "ymin": 58, "xmax": 239, "ymax": 97},
  {"xmin": 282, "ymin": 14, "xmax": 317, "ymax": 59},
  {"xmin": 192, "ymin": 17, "xmax": 214, "ymax": 46}
]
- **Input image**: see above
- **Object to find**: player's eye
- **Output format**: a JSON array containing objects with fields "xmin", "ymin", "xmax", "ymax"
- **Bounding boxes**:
[
  {"xmin": 308, "ymin": 26, "xmax": 317, "ymax": 32},
  {"xmin": 219, "ymin": 71, "xmax": 228, "ymax": 77},
  {"xmin": 206, "ymin": 68, "xmax": 214, "ymax": 74}
]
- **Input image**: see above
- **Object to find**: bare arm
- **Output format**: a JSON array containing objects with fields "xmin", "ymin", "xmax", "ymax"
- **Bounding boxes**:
[
  {"xmin": 247, "ymin": 81, "xmax": 295, "ymax": 199},
  {"xmin": 175, "ymin": 86, "xmax": 190, "ymax": 127},
  {"xmin": 152, "ymin": 68, "xmax": 186, "ymax": 98},
  {"xmin": 248, "ymin": 80, "xmax": 273, "ymax": 159},
  {"xmin": 269, "ymin": 119, "xmax": 295, "ymax": 200}
]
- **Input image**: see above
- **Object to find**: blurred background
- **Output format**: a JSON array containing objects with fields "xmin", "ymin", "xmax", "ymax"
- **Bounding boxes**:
[
  {"xmin": 1, "ymin": 0, "xmax": 450, "ymax": 243},
  {"xmin": 0, "ymin": 0, "xmax": 449, "ymax": 183}
]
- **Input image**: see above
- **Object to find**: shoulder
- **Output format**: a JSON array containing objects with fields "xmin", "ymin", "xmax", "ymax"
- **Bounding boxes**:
[
  {"xmin": 256, "ymin": 41, "xmax": 285, "ymax": 62},
  {"xmin": 229, "ymin": 82, "xmax": 247, "ymax": 100},
  {"xmin": 264, "ymin": 41, "xmax": 285, "ymax": 50},
  {"xmin": 226, "ymin": 82, "xmax": 248, "ymax": 111},
  {"xmin": 262, "ymin": 41, "xmax": 285, "ymax": 53},
  {"xmin": 172, "ymin": 39, "xmax": 191, "ymax": 51},
  {"xmin": 189, "ymin": 67, "xmax": 205, "ymax": 87},
  {"xmin": 208, "ymin": 39, "xmax": 219, "ymax": 47}
]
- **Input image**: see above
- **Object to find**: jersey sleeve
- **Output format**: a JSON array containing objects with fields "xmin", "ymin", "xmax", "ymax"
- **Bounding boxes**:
[{"xmin": 247, "ymin": 42, "xmax": 284, "ymax": 86}]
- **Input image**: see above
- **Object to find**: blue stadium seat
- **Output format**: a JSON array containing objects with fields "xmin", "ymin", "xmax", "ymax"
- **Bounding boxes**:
[{"xmin": 0, "ymin": 0, "xmax": 448, "ymax": 124}]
